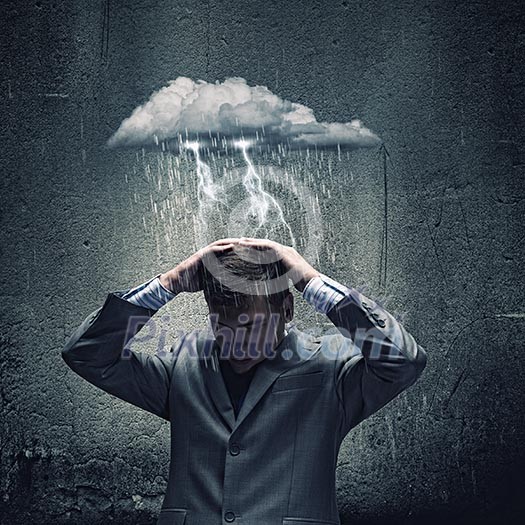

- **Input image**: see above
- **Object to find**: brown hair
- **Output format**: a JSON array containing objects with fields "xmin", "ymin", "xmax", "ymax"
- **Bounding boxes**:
[{"xmin": 202, "ymin": 247, "xmax": 291, "ymax": 308}]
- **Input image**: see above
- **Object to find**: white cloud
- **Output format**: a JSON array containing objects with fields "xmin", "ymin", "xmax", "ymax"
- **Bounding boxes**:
[{"xmin": 107, "ymin": 76, "xmax": 381, "ymax": 150}]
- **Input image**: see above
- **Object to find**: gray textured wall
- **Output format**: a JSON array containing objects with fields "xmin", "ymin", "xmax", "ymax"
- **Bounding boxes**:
[{"xmin": 1, "ymin": 1, "xmax": 524, "ymax": 524}]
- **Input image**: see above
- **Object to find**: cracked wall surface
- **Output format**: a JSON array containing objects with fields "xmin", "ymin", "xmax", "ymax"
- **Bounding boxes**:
[{"xmin": 1, "ymin": 1, "xmax": 524, "ymax": 524}]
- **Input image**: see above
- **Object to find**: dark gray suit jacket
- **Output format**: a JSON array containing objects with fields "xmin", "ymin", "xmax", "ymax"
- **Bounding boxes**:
[{"xmin": 62, "ymin": 285, "xmax": 427, "ymax": 525}]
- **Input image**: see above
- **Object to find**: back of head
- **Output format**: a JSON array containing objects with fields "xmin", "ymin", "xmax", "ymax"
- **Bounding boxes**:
[{"xmin": 202, "ymin": 246, "xmax": 290, "ymax": 309}]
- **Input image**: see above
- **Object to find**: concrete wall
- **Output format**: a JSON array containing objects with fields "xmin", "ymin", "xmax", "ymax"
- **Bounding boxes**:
[{"xmin": 1, "ymin": 0, "xmax": 523, "ymax": 523}]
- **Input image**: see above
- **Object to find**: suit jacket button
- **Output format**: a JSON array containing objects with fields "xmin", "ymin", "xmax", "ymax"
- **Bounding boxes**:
[
  {"xmin": 229, "ymin": 443, "xmax": 240, "ymax": 456},
  {"xmin": 371, "ymin": 312, "xmax": 386, "ymax": 328},
  {"xmin": 224, "ymin": 510, "xmax": 236, "ymax": 522}
]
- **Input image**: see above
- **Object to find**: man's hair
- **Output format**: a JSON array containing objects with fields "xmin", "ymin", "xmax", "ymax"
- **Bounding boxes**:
[{"xmin": 202, "ymin": 248, "xmax": 291, "ymax": 309}]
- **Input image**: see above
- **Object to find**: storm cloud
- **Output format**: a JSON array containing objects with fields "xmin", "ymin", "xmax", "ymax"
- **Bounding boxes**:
[{"xmin": 107, "ymin": 77, "xmax": 381, "ymax": 151}]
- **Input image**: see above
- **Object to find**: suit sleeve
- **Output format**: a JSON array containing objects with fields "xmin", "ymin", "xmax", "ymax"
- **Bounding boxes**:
[
  {"xmin": 322, "ymin": 283, "xmax": 427, "ymax": 436},
  {"xmin": 61, "ymin": 290, "xmax": 178, "ymax": 420}
]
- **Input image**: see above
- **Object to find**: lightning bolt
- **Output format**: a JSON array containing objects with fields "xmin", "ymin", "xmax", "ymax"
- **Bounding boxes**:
[
  {"xmin": 185, "ymin": 139, "xmax": 295, "ymax": 246},
  {"xmin": 234, "ymin": 139, "xmax": 295, "ymax": 244},
  {"xmin": 184, "ymin": 141, "xmax": 224, "ymax": 236},
  {"xmin": 185, "ymin": 141, "xmax": 222, "ymax": 203}
]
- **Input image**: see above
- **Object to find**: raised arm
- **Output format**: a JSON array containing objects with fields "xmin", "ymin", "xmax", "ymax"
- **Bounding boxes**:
[
  {"xmin": 61, "ymin": 279, "xmax": 177, "ymax": 420},
  {"xmin": 304, "ymin": 274, "xmax": 427, "ymax": 436},
  {"xmin": 62, "ymin": 239, "xmax": 238, "ymax": 419},
  {"xmin": 235, "ymin": 238, "xmax": 427, "ymax": 438}
]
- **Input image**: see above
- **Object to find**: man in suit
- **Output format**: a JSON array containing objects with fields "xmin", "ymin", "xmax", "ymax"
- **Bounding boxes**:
[{"xmin": 62, "ymin": 237, "xmax": 427, "ymax": 525}]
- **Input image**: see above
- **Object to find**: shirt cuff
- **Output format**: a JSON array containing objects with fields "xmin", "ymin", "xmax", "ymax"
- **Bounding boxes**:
[
  {"xmin": 302, "ymin": 273, "xmax": 350, "ymax": 314},
  {"xmin": 120, "ymin": 274, "xmax": 177, "ymax": 310}
]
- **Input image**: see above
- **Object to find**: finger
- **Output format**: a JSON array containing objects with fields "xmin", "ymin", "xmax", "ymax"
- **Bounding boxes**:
[
  {"xmin": 207, "ymin": 243, "xmax": 235, "ymax": 253},
  {"xmin": 214, "ymin": 239, "xmax": 239, "ymax": 245},
  {"xmin": 237, "ymin": 242, "xmax": 273, "ymax": 253},
  {"xmin": 237, "ymin": 242, "xmax": 273, "ymax": 254},
  {"xmin": 238, "ymin": 238, "xmax": 274, "ymax": 249},
  {"xmin": 200, "ymin": 243, "xmax": 235, "ymax": 267},
  {"xmin": 236, "ymin": 244, "xmax": 283, "ymax": 265},
  {"xmin": 210, "ymin": 238, "xmax": 241, "ymax": 246},
  {"xmin": 212, "ymin": 242, "xmax": 235, "ymax": 250},
  {"xmin": 239, "ymin": 238, "xmax": 287, "ymax": 252}
]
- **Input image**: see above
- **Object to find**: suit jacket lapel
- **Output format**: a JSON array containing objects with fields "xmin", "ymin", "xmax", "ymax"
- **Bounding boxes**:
[
  {"xmin": 197, "ymin": 326, "xmax": 320, "ymax": 434},
  {"xmin": 232, "ymin": 327, "xmax": 306, "ymax": 432},
  {"xmin": 199, "ymin": 332, "xmax": 237, "ymax": 432}
]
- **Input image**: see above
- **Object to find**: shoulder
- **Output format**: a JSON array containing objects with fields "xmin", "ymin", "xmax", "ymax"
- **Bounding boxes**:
[{"xmin": 292, "ymin": 326, "xmax": 357, "ymax": 371}]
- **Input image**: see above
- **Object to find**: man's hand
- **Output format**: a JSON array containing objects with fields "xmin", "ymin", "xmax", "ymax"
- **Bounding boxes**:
[
  {"xmin": 237, "ymin": 238, "xmax": 320, "ymax": 293},
  {"xmin": 159, "ymin": 239, "xmax": 238, "ymax": 294}
]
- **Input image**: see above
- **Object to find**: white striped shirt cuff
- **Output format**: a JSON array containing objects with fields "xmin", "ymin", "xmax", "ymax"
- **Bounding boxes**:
[
  {"xmin": 302, "ymin": 273, "xmax": 349, "ymax": 314},
  {"xmin": 120, "ymin": 274, "xmax": 177, "ymax": 310}
]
